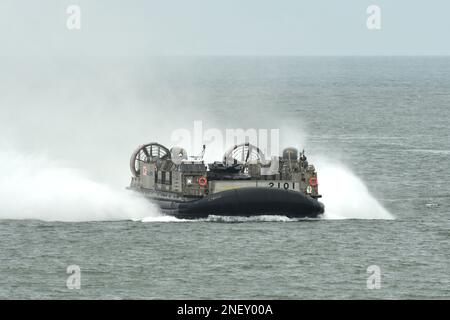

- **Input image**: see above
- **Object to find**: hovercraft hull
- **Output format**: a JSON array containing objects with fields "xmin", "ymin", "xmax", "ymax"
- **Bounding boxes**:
[{"xmin": 148, "ymin": 187, "xmax": 324, "ymax": 219}]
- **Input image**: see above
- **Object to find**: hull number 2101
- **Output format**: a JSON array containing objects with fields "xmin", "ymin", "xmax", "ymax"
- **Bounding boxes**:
[{"xmin": 268, "ymin": 182, "xmax": 296, "ymax": 190}]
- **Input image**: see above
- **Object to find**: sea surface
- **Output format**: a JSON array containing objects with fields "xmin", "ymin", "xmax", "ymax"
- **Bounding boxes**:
[{"xmin": 0, "ymin": 57, "xmax": 449, "ymax": 299}]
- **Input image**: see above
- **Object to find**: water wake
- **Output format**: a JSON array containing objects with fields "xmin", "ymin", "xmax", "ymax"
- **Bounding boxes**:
[
  {"xmin": 0, "ymin": 150, "xmax": 161, "ymax": 222},
  {"xmin": 314, "ymin": 158, "xmax": 394, "ymax": 220},
  {"xmin": 200, "ymin": 215, "xmax": 315, "ymax": 223}
]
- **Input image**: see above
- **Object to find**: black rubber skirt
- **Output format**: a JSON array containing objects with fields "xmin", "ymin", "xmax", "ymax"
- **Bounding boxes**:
[{"xmin": 163, "ymin": 187, "xmax": 324, "ymax": 219}]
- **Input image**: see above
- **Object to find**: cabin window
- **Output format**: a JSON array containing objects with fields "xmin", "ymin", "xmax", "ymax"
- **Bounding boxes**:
[{"xmin": 157, "ymin": 171, "xmax": 163, "ymax": 183}]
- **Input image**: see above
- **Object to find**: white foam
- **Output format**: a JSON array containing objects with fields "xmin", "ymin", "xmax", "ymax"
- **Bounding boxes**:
[
  {"xmin": 0, "ymin": 150, "xmax": 162, "ymax": 222},
  {"xmin": 314, "ymin": 157, "xmax": 394, "ymax": 220},
  {"xmin": 141, "ymin": 215, "xmax": 186, "ymax": 222},
  {"xmin": 199, "ymin": 215, "xmax": 317, "ymax": 223}
]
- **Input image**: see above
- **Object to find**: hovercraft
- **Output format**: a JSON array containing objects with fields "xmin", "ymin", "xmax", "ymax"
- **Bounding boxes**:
[{"xmin": 128, "ymin": 142, "xmax": 324, "ymax": 219}]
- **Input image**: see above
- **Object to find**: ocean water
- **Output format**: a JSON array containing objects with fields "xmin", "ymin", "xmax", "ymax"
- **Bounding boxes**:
[{"xmin": 0, "ymin": 57, "xmax": 449, "ymax": 299}]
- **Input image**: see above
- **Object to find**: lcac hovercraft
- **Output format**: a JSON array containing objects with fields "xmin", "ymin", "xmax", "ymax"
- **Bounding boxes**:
[{"xmin": 128, "ymin": 142, "xmax": 324, "ymax": 219}]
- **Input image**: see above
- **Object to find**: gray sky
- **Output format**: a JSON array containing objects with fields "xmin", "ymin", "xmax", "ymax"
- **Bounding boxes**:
[{"xmin": 0, "ymin": 0, "xmax": 449, "ymax": 56}]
